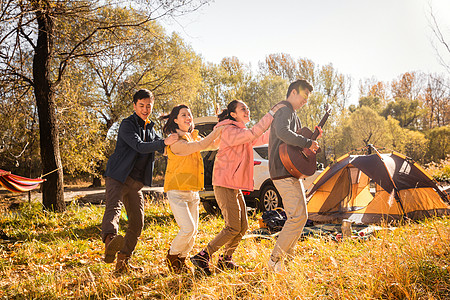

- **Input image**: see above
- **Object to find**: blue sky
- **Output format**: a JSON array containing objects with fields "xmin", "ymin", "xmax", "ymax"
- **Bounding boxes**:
[{"xmin": 163, "ymin": 0, "xmax": 450, "ymax": 105}]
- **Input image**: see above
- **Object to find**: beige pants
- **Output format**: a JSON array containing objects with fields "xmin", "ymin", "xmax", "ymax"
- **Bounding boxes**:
[
  {"xmin": 207, "ymin": 186, "xmax": 248, "ymax": 256},
  {"xmin": 270, "ymin": 177, "xmax": 307, "ymax": 261},
  {"xmin": 167, "ymin": 190, "xmax": 200, "ymax": 257}
]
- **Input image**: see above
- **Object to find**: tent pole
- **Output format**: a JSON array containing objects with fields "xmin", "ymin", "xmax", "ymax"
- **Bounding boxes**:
[
  {"xmin": 372, "ymin": 146, "xmax": 408, "ymax": 221},
  {"xmin": 394, "ymin": 191, "xmax": 408, "ymax": 220}
]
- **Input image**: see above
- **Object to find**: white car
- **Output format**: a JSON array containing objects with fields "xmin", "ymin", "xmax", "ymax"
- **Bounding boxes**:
[{"xmin": 194, "ymin": 116, "xmax": 321, "ymax": 214}]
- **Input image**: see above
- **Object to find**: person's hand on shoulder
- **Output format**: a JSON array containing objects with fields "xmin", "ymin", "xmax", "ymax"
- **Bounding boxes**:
[
  {"xmin": 164, "ymin": 133, "xmax": 179, "ymax": 145},
  {"xmin": 269, "ymin": 102, "xmax": 285, "ymax": 115},
  {"xmin": 212, "ymin": 125, "xmax": 224, "ymax": 137}
]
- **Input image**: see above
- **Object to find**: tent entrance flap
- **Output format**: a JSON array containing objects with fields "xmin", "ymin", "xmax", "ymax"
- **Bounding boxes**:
[
  {"xmin": 315, "ymin": 167, "xmax": 374, "ymax": 215},
  {"xmin": 317, "ymin": 167, "xmax": 352, "ymax": 214}
]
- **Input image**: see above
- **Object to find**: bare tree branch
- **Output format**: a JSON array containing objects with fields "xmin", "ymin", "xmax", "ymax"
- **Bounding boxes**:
[{"xmin": 429, "ymin": 4, "xmax": 450, "ymax": 74}]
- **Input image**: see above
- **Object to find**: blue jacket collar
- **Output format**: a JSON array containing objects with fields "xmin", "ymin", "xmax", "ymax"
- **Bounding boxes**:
[{"xmin": 132, "ymin": 112, "xmax": 155, "ymax": 130}]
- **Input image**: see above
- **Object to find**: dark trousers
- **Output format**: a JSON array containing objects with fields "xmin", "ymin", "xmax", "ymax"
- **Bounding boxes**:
[{"xmin": 101, "ymin": 176, "xmax": 144, "ymax": 256}]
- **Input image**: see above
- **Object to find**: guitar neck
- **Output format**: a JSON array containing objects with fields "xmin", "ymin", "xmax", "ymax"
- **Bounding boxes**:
[{"xmin": 311, "ymin": 110, "xmax": 330, "ymax": 140}]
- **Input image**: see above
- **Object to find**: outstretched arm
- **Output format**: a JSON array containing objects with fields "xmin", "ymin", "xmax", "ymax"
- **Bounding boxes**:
[
  {"xmin": 221, "ymin": 112, "xmax": 274, "ymax": 147},
  {"xmin": 171, "ymin": 127, "xmax": 223, "ymax": 156},
  {"xmin": 119, "ymin": 119, "xmax": 166, "ymax": 153}
]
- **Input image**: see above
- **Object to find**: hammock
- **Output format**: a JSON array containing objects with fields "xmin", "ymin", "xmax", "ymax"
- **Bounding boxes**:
[{"xmin": 0, "ymin": 169, "xmax": 45, "ymax": 193}]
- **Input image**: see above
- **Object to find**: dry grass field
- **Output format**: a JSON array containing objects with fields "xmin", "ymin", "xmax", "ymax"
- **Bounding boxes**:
[{"xmin": 0, "ymin": 195, "xmax": 449, "ymax": 299}]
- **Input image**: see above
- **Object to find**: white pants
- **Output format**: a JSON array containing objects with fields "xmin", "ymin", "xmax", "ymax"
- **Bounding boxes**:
[
  {"xmin": 270, "ymin": 177, "xmax": 307, "ymax": 261},
  {"xmin": 167, "ymin": 190, "xmax": 200, "ymax": 257}
]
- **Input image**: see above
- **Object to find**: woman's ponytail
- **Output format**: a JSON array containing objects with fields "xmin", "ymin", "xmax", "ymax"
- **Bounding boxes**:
[
  {"xmin": 217, "ymin": 109, "xmax": 229, "ymax": 122},
  {"xmin": 217, "ymin": 100, "xmax": 241, "ymax": 122}
]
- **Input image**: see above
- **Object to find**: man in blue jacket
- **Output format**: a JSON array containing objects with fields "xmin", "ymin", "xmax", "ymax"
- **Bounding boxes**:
[{"xmin": 101, "ymin": 89, "xmax": 177, "ymax": 274}]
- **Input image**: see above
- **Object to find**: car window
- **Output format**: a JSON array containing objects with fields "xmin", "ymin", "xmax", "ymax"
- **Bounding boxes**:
[
  {"xmin": 195, "ymin": 123, "xmax": 216, "ymax": 137},
  {"xmin": 254, "ymin": 146, "xmax": 268, "ymax": 160}
]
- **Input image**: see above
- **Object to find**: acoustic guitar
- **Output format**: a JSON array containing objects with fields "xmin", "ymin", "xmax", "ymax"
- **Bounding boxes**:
[{"xmin": 279, "ymin": 107, "xmax": 331, "ymax": 179}]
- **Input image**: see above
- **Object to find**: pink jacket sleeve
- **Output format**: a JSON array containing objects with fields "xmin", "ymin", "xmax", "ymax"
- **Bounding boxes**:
[
  {"xmin": 220, "ymin": 113, "xmax": 273, "ymax": 147},
  {"xmin": 252, "ymin": 128, "xmax": 270, "ymax": 146}
]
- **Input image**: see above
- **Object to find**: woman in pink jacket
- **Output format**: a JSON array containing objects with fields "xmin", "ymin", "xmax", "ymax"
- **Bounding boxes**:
[{"xmin": 190, "ymin": 100, "xmax": 281, "ymax": 275}]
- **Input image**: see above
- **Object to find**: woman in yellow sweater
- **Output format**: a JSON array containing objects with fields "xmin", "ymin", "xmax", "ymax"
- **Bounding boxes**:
[{"xmin": 161, "ymin": 104, "xmax": 222, "ymax": 273}]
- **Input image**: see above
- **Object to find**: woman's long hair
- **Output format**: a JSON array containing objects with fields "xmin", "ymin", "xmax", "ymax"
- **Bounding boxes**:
[
  {"xmin": 161, "ymin": 104, "xmax": 192, "ymax": 135},
  {"xmin": 217, "ymin": 100, "xmax": 243, "ymax": 122}
]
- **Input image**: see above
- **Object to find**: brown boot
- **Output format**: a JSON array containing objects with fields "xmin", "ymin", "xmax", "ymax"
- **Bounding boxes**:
[
  {"xmin": 217, "ymin": 254, "xmax": 240, "ymax": 271},
  {"xmin": 190, "ymin": 249, "xmax": 211, "ymax": 276},
  {"xmin": 179, "ymin": 257, "xmax": 192, "ymax": 274},
  {"xmin": 104, "ymin": 234, "xmax": 124, "ymax": 264},
  {"xmin": 166, "ymin": 250, "xmax": 181, "ymax": 273},
  {"xmin": 114, "ymin": 252, "xmax": 144, "ymax": 274}
]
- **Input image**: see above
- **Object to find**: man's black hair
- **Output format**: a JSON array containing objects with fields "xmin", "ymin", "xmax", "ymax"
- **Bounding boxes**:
[
  {"xmin": 286, "ymin": 79, "xmax": 313, "ymax": 99},
  {"xmin": 133, "ymin": 89, "xmax": 153, "ymax": 104}
]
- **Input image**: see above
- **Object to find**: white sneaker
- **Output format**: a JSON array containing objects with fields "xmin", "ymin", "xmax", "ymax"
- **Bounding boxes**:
[{"xmin": 268, "ymin": 258, "xmax": 286, "ymax": 273}]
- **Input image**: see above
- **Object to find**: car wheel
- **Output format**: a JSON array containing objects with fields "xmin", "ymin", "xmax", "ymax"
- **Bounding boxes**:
[
  {"xmin": 202, "ymin": 200, "xmax": 221, "ymax": 215},
  {"xmin": 258, "ymin": 184, "xmax": 282, "ymax": 212}
]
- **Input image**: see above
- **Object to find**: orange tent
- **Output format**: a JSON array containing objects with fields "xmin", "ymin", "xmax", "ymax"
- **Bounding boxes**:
[
  {"xmin": 0, "ymin": 169, "xmax": 44, "ymax": 193},
  {"xmin": 307, "ymin": 149, "xmax": 450, "ymax": 224}
]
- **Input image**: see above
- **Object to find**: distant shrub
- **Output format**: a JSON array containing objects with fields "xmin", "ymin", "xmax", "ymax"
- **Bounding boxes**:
[{"xmin": 426, "ymin": 155, "xmax": 450, "ymax": 183}]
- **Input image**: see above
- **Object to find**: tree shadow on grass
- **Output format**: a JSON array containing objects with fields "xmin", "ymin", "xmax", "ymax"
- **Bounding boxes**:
[
  {"xmin": 142, "ymin": 213, "xmax": 174, "ymax": 229},
  {"xmin": 15, "ymin": 223, "xmax": 102, "ymax": 243},
  {"xmin": 18, "ymin": 211, "xmax": 176, "ymax": 243},
  {"xmin": 10, "ymin": 199, "xmax": 212, "ymax": 243}
]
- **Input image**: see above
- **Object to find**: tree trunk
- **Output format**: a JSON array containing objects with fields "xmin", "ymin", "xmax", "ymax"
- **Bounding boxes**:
[{"xmin": 33, "ymin": 7, "xmax": 65, "ymax": 212}]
